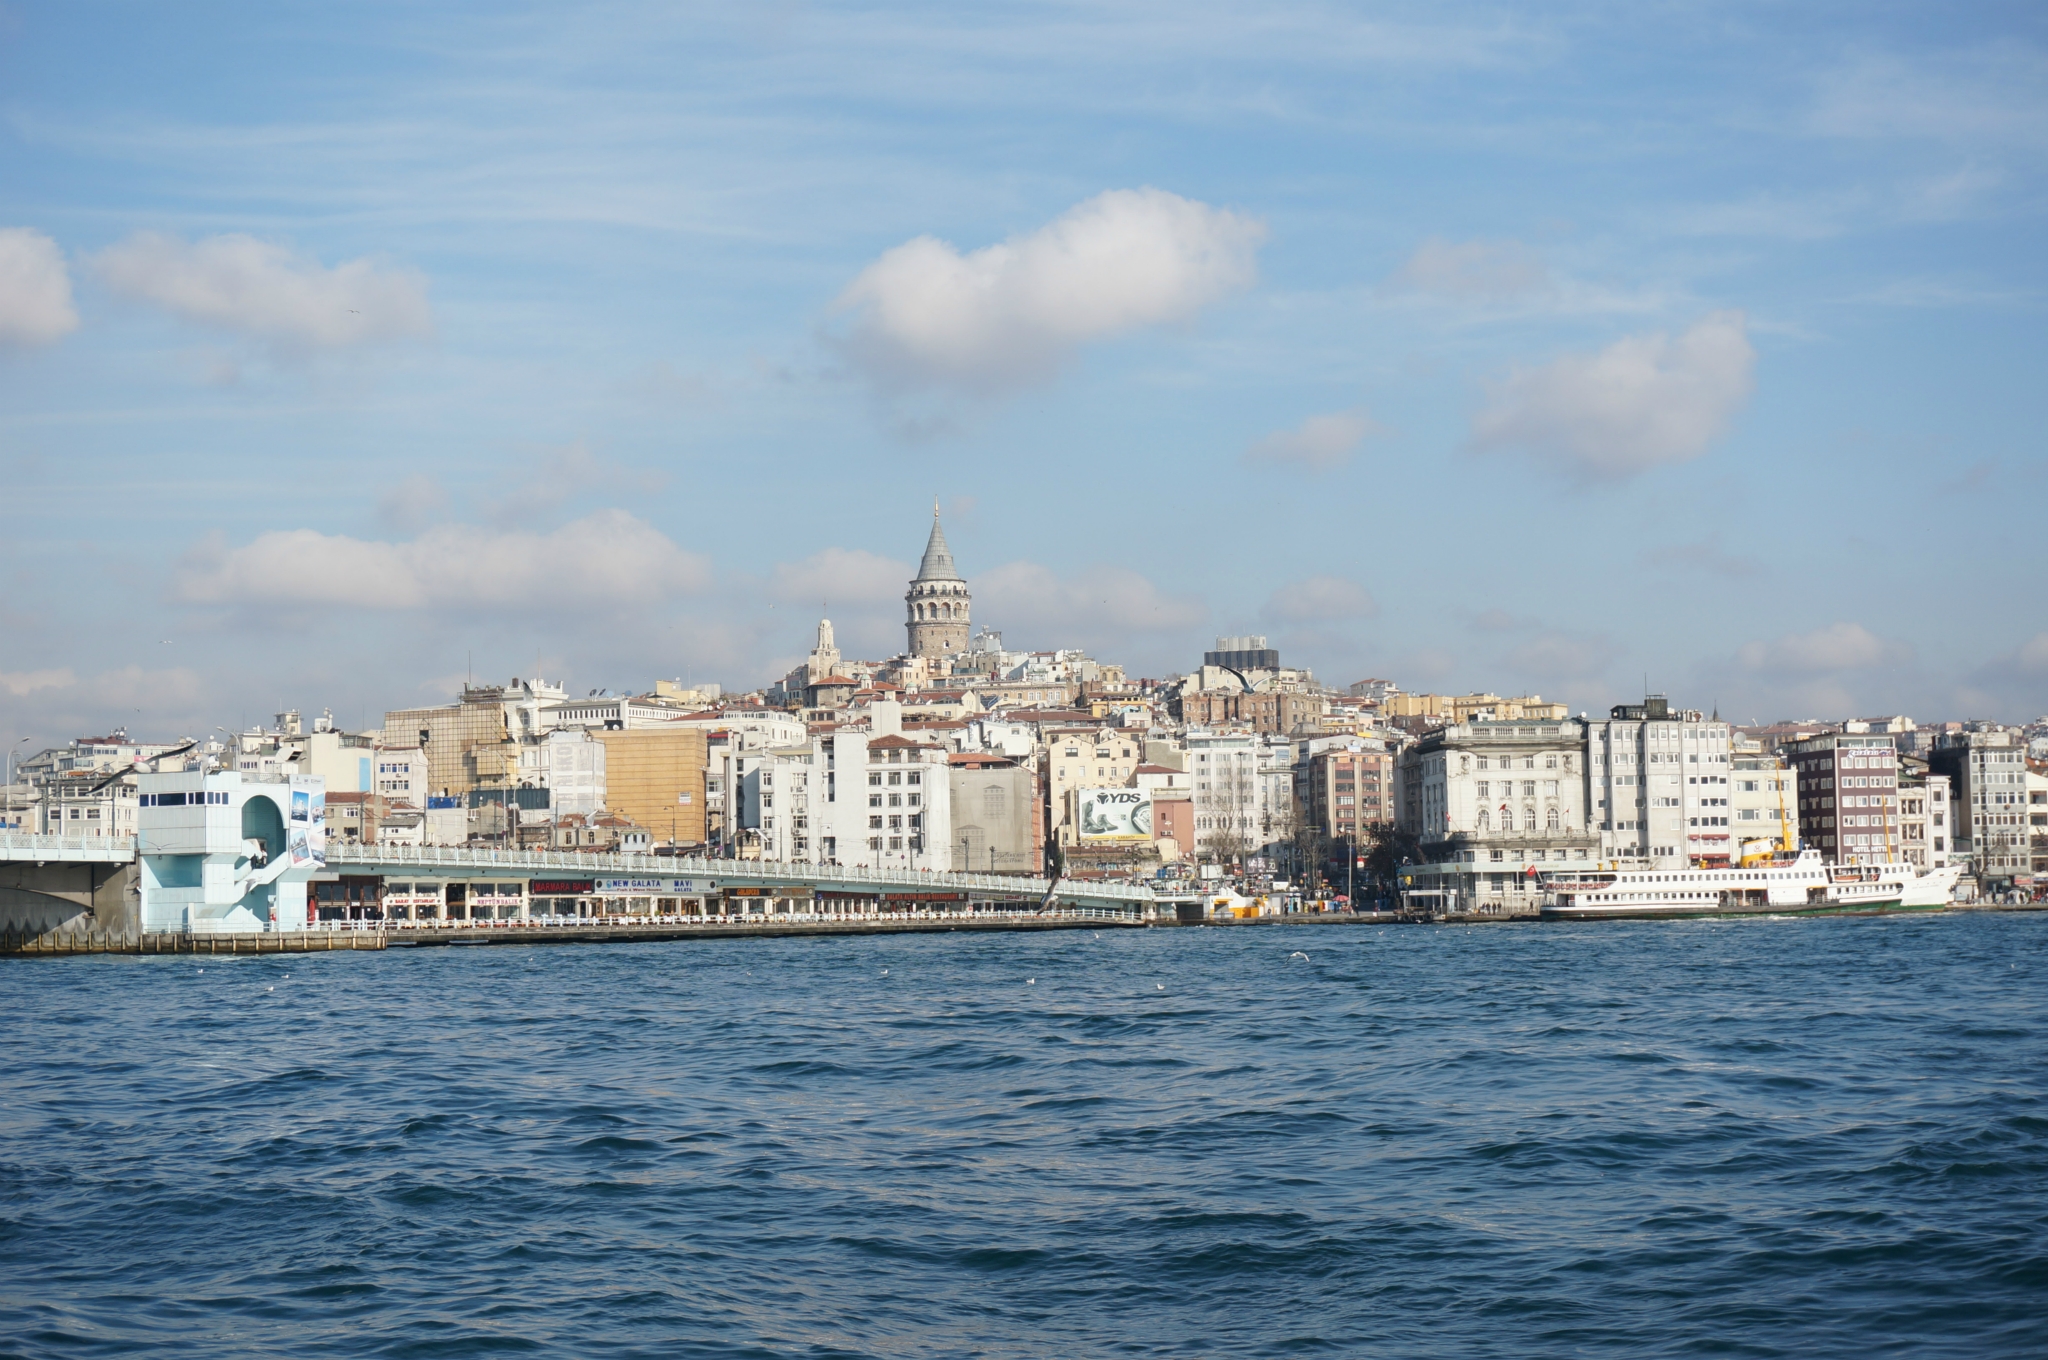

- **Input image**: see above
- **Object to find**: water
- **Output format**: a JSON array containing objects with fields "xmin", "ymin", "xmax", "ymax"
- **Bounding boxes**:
[{"xmin": 4, "ymin": 915, "xmax": 2046, "ymax": 1358}]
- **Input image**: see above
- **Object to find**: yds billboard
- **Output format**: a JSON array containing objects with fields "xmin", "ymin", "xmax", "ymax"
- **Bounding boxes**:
[{"xmin": 1077, "ymin": 788, "xmax": 1152, "ymax": 841}]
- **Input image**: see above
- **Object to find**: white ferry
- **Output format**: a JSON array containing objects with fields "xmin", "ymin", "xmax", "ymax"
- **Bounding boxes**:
[{"xmin": 1538, "ymin": 850, "xmax": 1961, "ymax": 922}]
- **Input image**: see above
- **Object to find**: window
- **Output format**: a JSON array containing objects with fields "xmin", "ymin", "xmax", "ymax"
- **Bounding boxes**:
[
  {"xmin": 1522, "ymin": 781, "xmax": 1536, "ymax": 797},
  {"xmin": 907, "ymin": 771, "xmax": 921, "ymax": 786},
  {"xmin": 1547, "ymin": 808, "xmax": 1560, "ymax": 830},
  {"xmin": 888, "ymin": 772, "xmax": 902, "ymax": 786},
  {"xmin": 868, "ymin": 773, "xmax": 882, "ymax": 786},
  {"xmin": 869, "ymin": 816, "xmax": 882, "ymax": 829},
  {"xmin": 1477, "ymin": 781, "xmax": 1489, "ymax": 798},
  {"xmin": 869, "ymin": 794, "xmax": 882, "ymax": 808}
]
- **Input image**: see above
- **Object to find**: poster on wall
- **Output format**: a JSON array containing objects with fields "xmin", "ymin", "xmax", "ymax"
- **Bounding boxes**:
[
  {"xmin": 289, "ymin": 775, "xmax": 327, "ymax": 867},
  {"xmin": 1078, "ymin": 788, "xmax": 1152, "ymax": 841}
]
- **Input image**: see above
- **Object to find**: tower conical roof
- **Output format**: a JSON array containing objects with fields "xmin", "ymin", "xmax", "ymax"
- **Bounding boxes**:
[{"xmin": 915, "ymin": 510, "xmax": 962, "ymax": 582}]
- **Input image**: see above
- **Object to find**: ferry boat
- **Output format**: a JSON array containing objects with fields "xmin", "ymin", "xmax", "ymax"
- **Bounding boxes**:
[{"xmin": 1538, "ymin": 850, "xmax": 1961, "ymax": 922}]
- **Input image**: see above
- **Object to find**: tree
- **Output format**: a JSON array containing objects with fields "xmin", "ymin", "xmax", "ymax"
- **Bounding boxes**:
[
  {"xmin": 1203, "ymin": 825, "xmax": 1252, "ymax": 867},
  {"xmin": 1360, "ymin": 821, "xmax": 1423, "ymax": 898}
]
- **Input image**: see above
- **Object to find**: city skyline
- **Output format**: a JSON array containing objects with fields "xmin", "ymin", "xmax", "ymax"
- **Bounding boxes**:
[{"xmin": 3, "ymin": 3, "xmax": 2045, "ymax": 747}]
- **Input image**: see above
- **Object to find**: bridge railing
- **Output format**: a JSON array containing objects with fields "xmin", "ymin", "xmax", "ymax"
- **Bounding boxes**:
[
  {"xmin": 0, "ymin": 832, "xmax": 138, "ymax": 861},
  {"xmin": 325, "ymin": 843, "xmax": 1158, "ymax": 904}
]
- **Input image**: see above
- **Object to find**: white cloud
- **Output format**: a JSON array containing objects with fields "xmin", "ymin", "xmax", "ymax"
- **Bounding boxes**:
[
  {"xmin": 1263, "ymin": 575, "xmax": 1378, "ymax": 623},
  {"xmin": 770, "ymin": 548, "xmax": 912, "ymax": 607},
  {"xmin": 976, "ymin": 560, "xmax": 1206, "ymax": 640},
  {"xmin": 95, "ymin": 231, "xmax": 432, "ymax": 351},
  {"xmin": 1, "ymin": 667, "xmax": 76, "ymax": 698},
  {"xmin": 831, "ymin": 187, "xmax": 1265, "ymax": 396},
  {"xmin": 1471, "ymin": 310, "xmax": 1755, "ymax": 482},
  {"xmin": 1387, "ymin": 236, "xmax": 1550, "ymax": 301},
  {"xmin": 0, "ymin": 228, "xmax": 80, "ymax": 347},
  {"xmin": 1243, "ymin": 409, "xmax": 1379, "ymax": 473},
  {"xmin": 173, "ymin": 510, "xmax": 709, "ymax": 611},
  {"xmin": 1738, "ymin": 622, "xmax": 1911, "ymax": 675}
]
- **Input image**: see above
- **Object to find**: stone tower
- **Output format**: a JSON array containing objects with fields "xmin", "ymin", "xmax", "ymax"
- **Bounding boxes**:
[
  {"xmin": 905, "ymin": 506, "xmax": 971, "ymax": 658},
  {"xmin": 805, "ymin": 616, "xmax": 842, "ymax": 686}
]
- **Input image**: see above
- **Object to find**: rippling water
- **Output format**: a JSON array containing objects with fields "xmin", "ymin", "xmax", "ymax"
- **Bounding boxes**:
[{"xmin": 5, "ymin": 914, "xmax": 2047, "ymax": 1357}]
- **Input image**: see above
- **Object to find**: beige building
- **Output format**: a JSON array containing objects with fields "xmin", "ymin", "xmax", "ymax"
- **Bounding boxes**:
[
  {"xmin": 593, "ymin": 727, "xmax": 709, "ymax": 847},
  {"xmin": 1384, "ymin": 692, "xmax": 1569, "ymax": 723},
  {"xmin": 1044, "ymin": 727, "xmax": 1144, "ymax": 845}
]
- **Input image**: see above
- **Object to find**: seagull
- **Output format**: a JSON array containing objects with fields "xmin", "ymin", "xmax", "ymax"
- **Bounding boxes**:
[
  {"xmin": 1289, "ymin": 951, "xmax": 1309, "ymax": 961},
  {"xmin": 1027, "ymin": 977, "xmax": 1035, "ymax": 985},
  {"xmin": 1156, "ymin": 983, "xmax": 1163, "ymax": 990},
  {"xmin": 881, "ymin": 968, "xmax": 889, "ymax": 976}
]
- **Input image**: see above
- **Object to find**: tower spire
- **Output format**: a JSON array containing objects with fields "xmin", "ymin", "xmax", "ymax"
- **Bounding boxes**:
[{"xmin": 914, "ymin": 509, "xmax": 961, "ymax": 582}]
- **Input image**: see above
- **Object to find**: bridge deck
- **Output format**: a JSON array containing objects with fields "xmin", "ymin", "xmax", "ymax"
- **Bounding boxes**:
[
  {"xmin": 328, "ymin": 844, "xmax": 1156, "ymax": 908},
  {"xmin": 0, "ymin": 833, "xmax": 137, "ymax": 864}
]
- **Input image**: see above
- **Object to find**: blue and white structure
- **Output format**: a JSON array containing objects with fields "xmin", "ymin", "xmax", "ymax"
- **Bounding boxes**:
[{"xmin": 137, "ymin": 771, "xmax": 326, "ymax": 933}]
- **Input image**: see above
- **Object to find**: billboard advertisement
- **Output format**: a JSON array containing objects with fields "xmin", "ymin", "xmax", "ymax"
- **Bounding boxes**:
[
  {"xmin": 1078, "ymin": 788, "xmax": 1151, "ymax": 841},
  {"xmin": 597, "ymin": 878, "xmax": 716, "ymax": 895},
  {"xmin": 288, "ymin": 775, "xmax": 327, "ymax": 868}
]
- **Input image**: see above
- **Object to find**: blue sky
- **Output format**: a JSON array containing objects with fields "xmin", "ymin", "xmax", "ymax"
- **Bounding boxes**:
[{"xmin": 2, "ymin": 1, "xmax": 2044, "ymax": 747}]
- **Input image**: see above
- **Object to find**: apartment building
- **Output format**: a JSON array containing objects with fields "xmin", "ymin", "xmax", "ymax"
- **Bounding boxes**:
[
  {"xmin": 1895, "ymin": 762, "xmax": 1951, "ymax": 869},
  {"xmin": 1729, "ymin": 753, "xmax": 1798, "ymax": 857},
  {"xmin": 1787, "ymin": 732, "xmax": 1900, "ymax": 866},
  {"xmin": 1929, "ymin": 729, "xmax": 2032, "ymax": 889},
  {"xmin": 1585, "ymin": 696, "xmax": 1734, "ymax": 867},
  {"xmin": 1188, "ymin": 731, "xmax": 1288, "ymax": 859},
  {"xmin": 1300, "ymin": 742, "xmax": 1395, "ymax": 843},
  {"xmin": 1043, "ymin": 726, "xmax": 1143, "ymax": 846}
]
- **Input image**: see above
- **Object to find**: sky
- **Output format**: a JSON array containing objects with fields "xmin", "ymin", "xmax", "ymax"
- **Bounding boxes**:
[{"xmin": 1, "ymin": 0, "xmax": 2045, "ymax": 751}]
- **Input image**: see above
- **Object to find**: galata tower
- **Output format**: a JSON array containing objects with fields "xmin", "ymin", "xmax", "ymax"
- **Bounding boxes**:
[{"xmin": 905, "ymin": 505, "xmax": 970, "ymax": 658}]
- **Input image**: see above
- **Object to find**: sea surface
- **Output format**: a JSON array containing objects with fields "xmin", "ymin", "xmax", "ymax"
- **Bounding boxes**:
[{"xmin": 4, "ymin": 914, "xmax": 2047, "ymax": 1358}]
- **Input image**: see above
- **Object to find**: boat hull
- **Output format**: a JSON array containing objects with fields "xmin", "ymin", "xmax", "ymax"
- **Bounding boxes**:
[{"xmin": 1543, "ymin": 896, "xmax": 1927, "ymax": 922}]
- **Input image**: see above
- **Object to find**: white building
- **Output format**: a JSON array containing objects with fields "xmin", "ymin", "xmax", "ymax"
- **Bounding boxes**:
[
  {"xmin": 1585, "ymin": 697, "xmax": 1734, "ymax": 868},
  {"xmin": 727, "ymin": 726, "xmax": 956, "ymax": 871},
  {"xmin": 41, "ymin": 771, "xmax": 139, "ymax": 838},
  {"xmin": 1729, "ymin": 751, "xmax": 1798, "ymax": 859},
  {"xmin": 1896, "ymin": 770, "xmax": 1952, "ymax": 869},
  {"xmin": 520, "ymin": 729, "xmax": 606, "ymax": 817},
  {"xmin": 1188, "ymin": 731, "xmax": 1295, "ymax": 858},
  {"xmin": 1396, "ymin": 719, "xmax": 1594, "ymax": 858},
  {"xmin": 372, "ymin": 747, "xmax": 427, "ymax": 805}
]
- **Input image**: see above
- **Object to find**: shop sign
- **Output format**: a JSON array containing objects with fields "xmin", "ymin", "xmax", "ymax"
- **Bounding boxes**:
[
  {"xmin": 597, "ymin": 877, "xmax": 715, "ymax": 895},
  {"xmin": 530, "ymin": 878, "xmax": 596, "ymax": 895}
]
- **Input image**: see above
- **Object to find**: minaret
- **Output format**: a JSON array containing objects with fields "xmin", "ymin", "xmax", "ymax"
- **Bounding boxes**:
[{"xmin": 905, "ymin": 503, "xmax": 971, "ymax": 658}]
